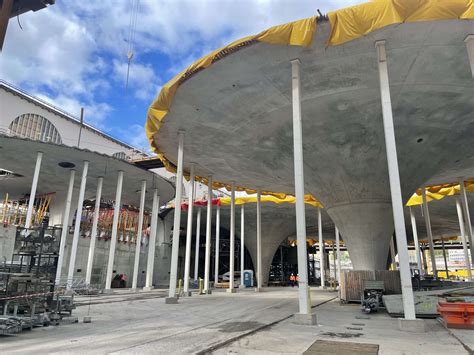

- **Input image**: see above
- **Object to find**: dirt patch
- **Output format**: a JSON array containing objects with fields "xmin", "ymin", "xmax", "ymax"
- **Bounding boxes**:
[{"xmin": 215, "ymin": 321, "xmax": 263, "ymax": 333}]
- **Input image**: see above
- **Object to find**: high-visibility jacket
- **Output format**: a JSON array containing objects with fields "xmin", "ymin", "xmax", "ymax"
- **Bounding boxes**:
[
  {"xmin": 296, "ymin": 275, "xmax": 300, "ymax": 281},
  {"xmin": 290, "ymin": 275, "xmax": 295, "ymax": 281}
]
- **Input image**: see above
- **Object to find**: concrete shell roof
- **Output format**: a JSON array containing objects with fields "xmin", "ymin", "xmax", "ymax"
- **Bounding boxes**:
[
  {"xmin": 153, "ymin": 19, "xmax": 474, "ymax": 204},
  {"xmin": 0, "ymin": 135, "xmax": 175, "ymax": 207},
  {"xmin": 150, "ymin": 17, "xmax": 474, "ymax": 270}
]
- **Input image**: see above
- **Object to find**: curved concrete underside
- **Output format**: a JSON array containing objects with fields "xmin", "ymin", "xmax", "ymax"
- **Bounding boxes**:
[
  {"xmin": 155, "ymin": 20, "xmax": 474, "ymax": 270},
  {"xmin": 0, "ymin": 135, "xmax": 176, "ymax": 211}
]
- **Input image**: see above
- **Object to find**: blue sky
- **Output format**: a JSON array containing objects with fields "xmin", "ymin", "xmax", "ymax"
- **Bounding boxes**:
[{"xmin": 1, "ymin": 0, "xmax": 363, "ymax": 152}]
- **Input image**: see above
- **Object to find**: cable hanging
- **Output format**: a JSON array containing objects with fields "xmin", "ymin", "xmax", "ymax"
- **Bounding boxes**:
[{"xmin": 125, "ymin": 0, "xmax": 140, "ymax": 92}]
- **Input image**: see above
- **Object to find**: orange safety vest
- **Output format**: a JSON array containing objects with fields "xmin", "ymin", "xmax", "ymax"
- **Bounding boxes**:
[
  {"xmin": 296, "ymin": 275, "xmax": 300, "ymax": 281},
  {"xmin": 290, "ymin": 275, "xmax": 295, "ymax": 281}
]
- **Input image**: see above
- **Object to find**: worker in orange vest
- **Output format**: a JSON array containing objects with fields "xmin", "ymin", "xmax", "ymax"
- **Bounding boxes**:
[
  {"xmin": 290, "ymin": 273, "xmax": 296, "ymax": 287},
  {"xmin": 296, "ymin": 274, "xmax": 300, "ymax": 285}
]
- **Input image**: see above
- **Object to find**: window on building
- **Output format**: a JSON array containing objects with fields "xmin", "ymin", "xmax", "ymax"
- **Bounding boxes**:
[
  {"xmin": 112, "ymin": 151, "xmax": 128, "ymax": 160},
  {"xmin": 8, "ymin": 113, "xmax": 62, "ymax": 145}
]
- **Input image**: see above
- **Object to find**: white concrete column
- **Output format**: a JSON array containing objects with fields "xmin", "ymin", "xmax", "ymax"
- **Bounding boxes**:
[
  {"xmin": 25, "ymin": 151, "xmax": 43, "ymax": 229},
  {"xmin": 335, "ymin": 226, "xmax": 341, "ymax": 283},
  {"xmin": 168, "ymin": 131, "xmax": 185, "ymax": 300},
  {"xmin": 183, "ymin": 164, "xmax": 195, "ymax": 294},
  {"xmin": 194, "ymin": 207, "xmax": 201, "ymax": 281},
  {"xmin": 256, "ymin": 190, "xmax": 262, "ymax": 290},
  {"xmin": 227, "ymin": 182, "xmax": 236, "ymax": 292},
  {"xmin": 145, "ymin": 189, "xmax": 159, "ymax": 290},
  {"xmin": 214, "ymin": 205, "xmax": 220, "ymax": 285},
  {"xmin": 456, "ymin": 198, "xmax": 473, "ymax": 281},
  {"xmin": 422, "ymin": 188, "xmax": 437, "ymax": 277},
  {"xmin": 318, "ymin": 208, "xmax": 325, "ymax": 288},
  {"xmin": 240, "ymin": 204, "xmax": 245, "ymax": 287},
  {"xmin": 203, "ymin": 176, "xmax": 213, "ymax": 292},
  {"xmin": 104, "ymin": 171, "xmax": 124, "ymax": 291},
  {"xmin": 409, "ymin": 206, "xmax": 423, "ymax": 276},
  {"xmin": 85, "ymin": 176, "xmax": 103, "ymax": 286},
  {"xmin": 66, "ymin": 161, "xmax": 89, "ymax": 290},
  {"xmin": 132, "ymin": 180, "xmax": 146, "ymax": 290},
  {"xmin": 465, "ymin": 35, "xmax": 474, "ymax": 78},
  {"xmin": 55, "ymin": 169, "xmax": 75, "ymax": 285},
  {"xmin": 460, "ymin": 180, "xmax": 474, "ymax": 268},
  {"xmin": 376, "ymin": 41, "xmax": 416, "ymax": 320},
  {"xmin": 290, "ymin": 58, "xmax": 313, "ymax": 321}
]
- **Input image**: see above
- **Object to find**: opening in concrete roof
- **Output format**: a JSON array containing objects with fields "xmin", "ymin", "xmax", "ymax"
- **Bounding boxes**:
[
  {"xmin": 0, "ymin": 168, "xmax": 23, "ymax": 179},
  {"xmin": 58, "ymin": 161, "xmax": 75, "ymax": 168}
]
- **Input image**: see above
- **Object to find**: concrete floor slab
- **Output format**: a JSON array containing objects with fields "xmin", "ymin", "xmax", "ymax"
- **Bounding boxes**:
[{"xmin": 0, "ymin": 288, "xmax": 468, "ymax": 354}]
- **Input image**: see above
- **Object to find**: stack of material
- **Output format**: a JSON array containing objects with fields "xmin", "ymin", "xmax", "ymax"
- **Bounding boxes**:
[
  {"xmin": 438, "ymin": 287, "xmax": 474, "ymax": 329},
  {"xmin": 0, "ymin": 317, "xmax": 23, "ymax": 335}
]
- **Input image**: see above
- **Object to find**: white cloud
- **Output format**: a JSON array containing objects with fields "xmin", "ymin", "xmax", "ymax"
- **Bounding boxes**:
[
  {"xmin": 111, "ymin": 59, "xmax": 160, "ymax": 101},
  {"xmin": 0, "ymin": 0, "xmax": 366, "ymax": 150},
  {"xmin": 34, "ymin": 92, "xmax": 113, "ymax": 130},
  {"xmin": 115, "ymin": 123, "xmax": 151, "ymax": 153}
]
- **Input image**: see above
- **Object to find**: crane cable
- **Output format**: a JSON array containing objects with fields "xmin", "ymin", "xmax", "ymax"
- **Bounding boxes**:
[{"xmin": 126, "ymin": 0, "xmax": 140, "ymax": 92}]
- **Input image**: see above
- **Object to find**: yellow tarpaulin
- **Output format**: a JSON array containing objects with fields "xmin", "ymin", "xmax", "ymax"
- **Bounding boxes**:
[
  {"xmin": 219, "ymin": 194, "xmax": 322, "ymax": 208},
  {"xmin": 406, "ymin": 180, "xmax": 474, "ymax": 206},
  {"xmin": 146, "ymin": 0, "xmax": 474, "ymax": 202},
  {"xmin": 327, "ymin": 0, "xmax": 474, "ymax": 46}
]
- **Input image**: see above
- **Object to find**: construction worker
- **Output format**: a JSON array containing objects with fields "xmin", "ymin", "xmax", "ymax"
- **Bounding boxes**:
[
  {"xmin": 290, "ymin": 273, "xmax": 296, "ymax": 287},
  {"xmin": 296, "ymin": 274, "xmax": 300, "ymax": 286}
]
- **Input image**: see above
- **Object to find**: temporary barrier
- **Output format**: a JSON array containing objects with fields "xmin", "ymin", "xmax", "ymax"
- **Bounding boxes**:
[{"xmin": 438, "ymin": 301, "xmax": 474, "ymax": 329}]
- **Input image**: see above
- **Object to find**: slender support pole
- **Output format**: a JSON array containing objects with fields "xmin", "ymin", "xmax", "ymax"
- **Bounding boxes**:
[
  {"xmin": 409, "ymin": 206, "xmax": 423, "ymax": 277},
  {"xmin": 318, "ymin": 208, "xmax": 325, "ymax": 288},
  {"xmin": 25, "ymin": 152, "xmax": 43, "ymax": 229},
  {"xmin": 168, "ymin": 131, "xmax": 185, "ymax": 299},
  {"xmin": 214, "ymin": 206, "xmax": 221, "ymax": 285},
  {"xmin": 204, "ymin": 176, "xmax": 213, "ymax": 292},
  {"xmin": 335, "ymin": 226, "xmax": 341, "ymax": 283},
  {"xmin": 422, "ymin": 188, "xmax": 437, "ymax": 277},
  {"xmin": 376, "ymin": 41, "xmax": 415, "ymax": 320},
  {"xmin": 332, "ymin": 244, "xmax": 336, "ymax": 287},
  {"xmin": 421, "ymin": 246, "xmax": 428, "ymax": 271},
  {"xmin": 66, "ymin": 161, "xmax": 89, "ymax": 290},
  {"xmin": 240, "ymin": 204, "xmax": 245, "ymax": 286},
  {"xmin": 460, "ymin": 180, "xmax": 474, "ymax": 268},
  {"xmin": 256, "ymin": 190, "xmax": 262, "ymax": 290},
  {"xmin": 290, "ymin": 59, "xmax": 312, "ymax": 320},
  {"xmin": 390, "ymin": 236, "xmax": 397, "ymax": 270},
  {"xmin": 183, "ymin": 164, "xmax": 195, "ymax": 294},
  {"xmin": 145, "ymin": 189, "xmax": 159, "ymax": 289},
  {"xmin": 194, "ymin": 208, "xmax": 201, "ymax": 281},
  {"xmin": 456, "ymin": 198, "xmax": 473, "ymax": 281},
  {"xmin": 441, "ymin": 238, "xmax": 449, "ymax": 279},
  {"xmin": 104, "ymin": 171, "xmax": 124, "ymax": 291},
  {"xmin": 465, "ymin": 35, "xmax": 474, "ymax": 78},
  {"xmin": 85, "ymin": 177, "xmax": 103, "ymax": 285},
  {"xmin": 131, "ymin": 180, "xmax": 146, "ymax": 289},
  {"xmin": 55, "ymin": 169, "xmax": 75, "ymax": 285},
  {"xmin": 228, "ymin": 182, "xmax": 236, "ymax": 292},
  {"xmin": 280, "ymin": 246, "xmax": 284, "ymax": 282}
]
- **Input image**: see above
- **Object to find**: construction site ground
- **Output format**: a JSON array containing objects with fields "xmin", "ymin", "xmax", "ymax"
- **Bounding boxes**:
[{"xmin": 0, "ymin": 287, "xmax": 471, "ymax": 354}]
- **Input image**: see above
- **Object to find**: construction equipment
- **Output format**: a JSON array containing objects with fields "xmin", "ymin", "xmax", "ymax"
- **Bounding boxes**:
[{"xmin": 361, "ymin": 280, "xmax": 385, "ymax": 313}]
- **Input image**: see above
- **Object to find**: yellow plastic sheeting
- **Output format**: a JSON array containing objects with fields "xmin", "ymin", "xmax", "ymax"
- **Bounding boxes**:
[
  {"xmin": 406, "ymin": 180, "xmax": 474, "ymax": 206},
  {"xmin": 327, "ymin": 0, "xmax": 474, "ymax": 46},
  {"xmin": 219, "ymin": 194, "xmax": 322, "ymax": 209}
]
